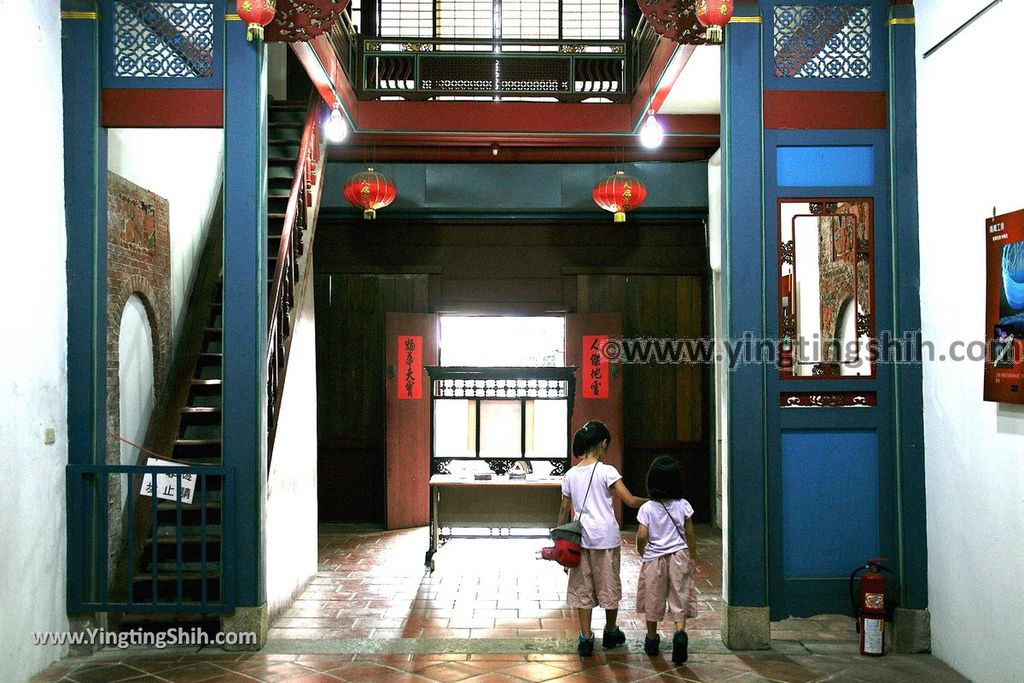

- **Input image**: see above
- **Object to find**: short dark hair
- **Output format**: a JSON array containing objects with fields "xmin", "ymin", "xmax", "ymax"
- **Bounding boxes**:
[
  {"xmin": 646, "ymin": 456, "xmax": 684, "ymax": 501},
  {"xmin": 572, "ymin": 420, "xmax": 612, "ymax": 457}
]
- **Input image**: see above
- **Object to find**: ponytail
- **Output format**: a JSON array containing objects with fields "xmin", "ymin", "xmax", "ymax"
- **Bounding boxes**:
[{"xmin": 572, "ymin": 420, "xmax": 612, "ymax": 457}]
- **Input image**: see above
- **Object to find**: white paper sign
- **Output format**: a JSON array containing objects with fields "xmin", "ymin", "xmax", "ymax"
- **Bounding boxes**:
[{"xmin": 139, "ymin": 458, "xmax": 196, "ymax": 504}]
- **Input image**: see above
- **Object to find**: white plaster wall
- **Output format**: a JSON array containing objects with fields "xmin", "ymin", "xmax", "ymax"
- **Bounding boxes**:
[
  {"xmin": 265, "ymin": 264, "xmax": 320, "ymax": 620},
  {"xmin": 708, "ymin": 150, "xmax": 725, "ymax": 530},
  {"xmin": 118, "ymin": 295, "xmax": 155, "ymax": 502},
  {"xmin": 917, "ymin": 2, "xmax": 1024, "ymax": 681},
  {"xmin": 108, "ymin": 129, "xmax": 223, "ymax": 348},
  {"xmin": 0, "ymin": 0, "xmax": 70, "ymax": 680},
  {"xmin": 267, "ymin": 42, "xmax": 288, "ymax": 102}
]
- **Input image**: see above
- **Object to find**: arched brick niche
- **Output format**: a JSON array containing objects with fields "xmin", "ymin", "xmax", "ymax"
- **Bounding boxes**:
[{"xmin": 104, "ymin": 173, "xmax": 172, "ymax": 561}]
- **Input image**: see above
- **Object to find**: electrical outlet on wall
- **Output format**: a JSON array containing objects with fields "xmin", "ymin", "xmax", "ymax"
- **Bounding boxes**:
[{"xmin": 43, "ymin": 427, "xmax": 56, "ymax": 445}]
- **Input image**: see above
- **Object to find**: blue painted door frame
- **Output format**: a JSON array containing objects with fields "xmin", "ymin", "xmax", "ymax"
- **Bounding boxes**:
[
  {"xmin": 721, "ymin": 0, "xmax": 926, "ymax": 620},
  {"xmin": 223, "ymin": 17, "xmax": 269, "ymax": 610}
]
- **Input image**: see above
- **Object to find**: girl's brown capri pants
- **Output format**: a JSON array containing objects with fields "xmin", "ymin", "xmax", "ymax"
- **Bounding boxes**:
[{"xmin": 635, "ymin": 548, "xmax": 698, "ymax": 622}]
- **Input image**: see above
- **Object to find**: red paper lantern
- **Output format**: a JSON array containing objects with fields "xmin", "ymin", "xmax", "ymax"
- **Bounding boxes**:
[
  {"xmin": 695, "ymin": 0, "xmax": 734, "ymax": 43},
  {"xmin": 592, "ymin": 171, "xmax": 647, "ymax": 223},
  {"xmin": 237, "ymin": 0, "xmax": 276, "ymax": 41},
  {"xmin": 343, "ymin": 168, "xmax": 397, "ymax": 220}
]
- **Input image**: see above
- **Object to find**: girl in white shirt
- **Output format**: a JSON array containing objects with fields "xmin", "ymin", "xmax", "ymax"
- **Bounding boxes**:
[
  {"xmin": 635, "ymin": 455, "xmax": 698, "ymax": 664},
  {"xmin": 557, "ymin": 420, "xmax": 646, "ymax": 657}
]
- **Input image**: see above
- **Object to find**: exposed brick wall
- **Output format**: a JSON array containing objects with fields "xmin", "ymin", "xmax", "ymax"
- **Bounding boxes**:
[
  {"xmin": 817, "ymin": 201, "xmax": 872, "ymax": 368},
  {"xmin": 105, "ymin": 172, "xmax": 172, "ymax": 564}
]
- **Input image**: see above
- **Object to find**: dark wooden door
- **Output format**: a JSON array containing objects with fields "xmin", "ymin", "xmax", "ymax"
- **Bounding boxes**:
[
  {"xmin": 315, "ymin": 274, "xmax": 429, "ymax": 523},
  {"xmin": 565, "ymin": 313, "xmax": 625, "ymax": 523},
  {"xmin": 577, "ymin": 274, "xmax": 711, "ymax": 523},
  {"xmin": 384, "ymin": 313, "xmax": 438, "ymax": 529}
]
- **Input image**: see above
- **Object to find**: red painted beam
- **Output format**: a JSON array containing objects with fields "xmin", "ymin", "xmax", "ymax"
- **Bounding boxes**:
[
  {"xmin": 325, "ymin": 115, "xmax": 718, "ymax": 148},
  {"xmin": 328, "ymin": 145, "xmax": 712, "ymax": 163},
  {"xmin": 763, "ymin": 90, "xmax": 887, "ymax": 129},
  {"xmin": 102, "ymin": 89, "xmax": 222, "ymax": 127}
]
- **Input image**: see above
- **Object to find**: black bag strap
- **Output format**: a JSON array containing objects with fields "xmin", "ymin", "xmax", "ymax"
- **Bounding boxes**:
[
  {"xmin": 573, "ymin": 462, "xmax": 599, "ymax": 523},
  {"xmin": 659, "ymin": 501, "xmax": 688, "ymax": 544}
]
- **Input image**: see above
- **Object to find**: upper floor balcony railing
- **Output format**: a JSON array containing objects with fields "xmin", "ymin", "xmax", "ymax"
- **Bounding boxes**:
[{"xmin": 327, "ymin": 10, "xmax": 663, "ymax": 103}]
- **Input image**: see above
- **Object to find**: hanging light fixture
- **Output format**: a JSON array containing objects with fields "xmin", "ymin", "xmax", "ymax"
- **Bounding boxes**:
[
  {"xmin": 236, "ymin": 0, "xmax": 276, "ymax": 41},
  {"xmin": 343, "ymin": 168, "xmax": 397, "ymax": 220},
  {"xmin": 639, "ymin": 110, "xmax": 664, "ymax": 149},
  {"xmin": 695, "ymin": 0, "xmax": 734, "ymax": 44},
  {"xmin": 324, "ymin": 104, "xmax": 348, "ymax": 143},
  {"xmin": 593, "ymin": 171, "xmax": 648, "ymax": 223}
]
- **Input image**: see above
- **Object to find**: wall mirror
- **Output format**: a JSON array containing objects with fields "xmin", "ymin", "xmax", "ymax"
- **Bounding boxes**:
[{"xmin": 779, "ymin": 199, "xmax": 874, "ymax": 378}]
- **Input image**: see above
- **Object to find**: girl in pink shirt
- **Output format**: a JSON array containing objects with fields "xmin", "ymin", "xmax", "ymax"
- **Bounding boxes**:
[{"xmin": 635, "ymin": 455, "xmax": 698, "ymax": 664}]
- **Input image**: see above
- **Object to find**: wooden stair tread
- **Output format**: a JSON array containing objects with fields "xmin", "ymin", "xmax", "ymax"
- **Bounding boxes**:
[
  {"xmin": 150, "ymin": 532, "xmax": 223, "ymax": 544},
  {"xmin": 157, "ymin": 501, "xmax": 222, "ymax": 512},
  {"xmin": 135, "ymin": 571, "xmax": 222, "ymax": 581}
]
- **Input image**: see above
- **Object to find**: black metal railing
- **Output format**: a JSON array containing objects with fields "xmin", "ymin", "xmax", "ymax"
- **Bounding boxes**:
[
  {"xmin": 67, "ymin": 463, "xmax": 233, "ymax": 613},
  {"xmin": 631, "ymin": 15, "xmax": 662, "ymax": 88},
  {"xmin": 358, "ymin": 36, "xmax": 629, "ymax": 102},
  {"xmin": 327, "ymin": 9, "xmax": 359, "ymax": 82}
]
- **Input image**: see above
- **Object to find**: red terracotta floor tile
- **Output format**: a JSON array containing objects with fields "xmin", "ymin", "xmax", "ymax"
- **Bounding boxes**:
[
  {"xmin": 155, "ymin": 662, "xmax": 238, "ymax": 683},
  {"xmin": 495, "ymin": 662, "xmax": 573, "ymax": 682},
  {"xmin": 415, "ymin": 662, "xmax": 496, "ymax": 682}
]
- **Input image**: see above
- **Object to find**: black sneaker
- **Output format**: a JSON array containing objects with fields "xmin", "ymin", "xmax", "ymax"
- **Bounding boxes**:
[
  {"xmin": 602, "ymin": 626, "xmax": 626, "ymax": 649},
  {"xmin": 644, "ymin": 634, "xmax": 661, "ymax": 656},
  {"xmin": 672, "ymin": 630, "xmax": 688, "ymax": 664},
  {"xmin": 577, "ymin": 633, "xmax": 595, "ymax": 657}
]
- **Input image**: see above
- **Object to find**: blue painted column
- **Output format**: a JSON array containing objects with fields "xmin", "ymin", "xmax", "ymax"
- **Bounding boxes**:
[
  {"xmin": 62, "ymin": 0, "xmax": 107, "ymax": 469},
  {"xmin": 62, "ymin": 0, "xmax": 107, "ymax": 609},
  {"xmin": 887, "ymin": 1, "xmax": 927, "ymax": 613},
  {"xmin": 720, "ymin": 2, "xmax": 770, "ymax": 648},
  {"xmin": 222, "ymin": 16, "xmax": 268, "ymax": 614}
]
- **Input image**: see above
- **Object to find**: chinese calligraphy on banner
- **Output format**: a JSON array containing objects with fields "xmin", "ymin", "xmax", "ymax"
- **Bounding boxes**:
[
  {"xmin": 139, "ymin": 457, "xmax": 196, "ymax": 504},
  {"xmin": 583, "ymin": 335, "xmax": 609, "ymax": 399},
  {"xmin": 399, "ymin": 335, "xmax": 423, "ymax": 399}
]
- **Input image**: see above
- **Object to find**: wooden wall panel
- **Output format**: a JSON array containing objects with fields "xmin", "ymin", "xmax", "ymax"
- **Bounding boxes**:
[
  {"xmin": 316, "ymin": 274, "xmax": 429, "ymax": 522},
  {"xmin": 316, "ymin": 220, "xmax": 706, "ymax": 315},
  {"xmin": 577, "ymin": 274, "xmax": 711, "ymax": 522},
  {"xmin": 314, "ymin": 219, "xmax": 711, "ymax": 524}
]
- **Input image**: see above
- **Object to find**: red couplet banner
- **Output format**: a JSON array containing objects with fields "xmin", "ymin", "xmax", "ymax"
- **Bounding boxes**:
[
  {"xmin": 984, "ymin": 208, "xmax": 1024, "ymax": 404},
  {"xmin": 583, "ymin": 335, "xmax": 609, "ymax": 399},
  {"xmin": 398, "ymin": 335, "xmax": 423, "ymax": 400}
]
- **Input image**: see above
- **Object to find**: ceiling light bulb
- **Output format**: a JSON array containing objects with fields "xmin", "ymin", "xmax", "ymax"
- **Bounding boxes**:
[
  {"xmin": 639, "ymin": 111, "xmax": 663, "ymax": 149},
  {"xmin": 324, "ymin": 105, "xmax": 347, "ymax": 143}
]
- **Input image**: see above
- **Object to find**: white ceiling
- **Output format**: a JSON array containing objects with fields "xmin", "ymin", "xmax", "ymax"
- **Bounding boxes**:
[{"xmin": 658, "ymin": 44, "xmax": 722, "ymax": 115}]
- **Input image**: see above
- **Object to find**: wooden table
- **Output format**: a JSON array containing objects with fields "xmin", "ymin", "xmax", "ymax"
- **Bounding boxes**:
[{"xmin": 426, "ymin": 475, "xmax": 564, "ymax": 569}]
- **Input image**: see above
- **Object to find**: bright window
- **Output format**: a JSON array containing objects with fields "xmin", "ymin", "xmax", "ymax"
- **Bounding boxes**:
[{"xmin": 439, "ymin": 316, "xmax": 565, "ymax": 367}]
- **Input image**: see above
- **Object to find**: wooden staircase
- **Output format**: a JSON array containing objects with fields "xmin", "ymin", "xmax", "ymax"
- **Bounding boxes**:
[{"xmin": 116, "ymin": 95, "xmax": 326, "ymax": 620}]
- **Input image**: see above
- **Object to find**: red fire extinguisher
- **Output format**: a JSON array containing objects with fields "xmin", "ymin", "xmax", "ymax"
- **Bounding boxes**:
[{"xmin": 849, "ymin": 558, "xmax": 894, "ymax": 656}]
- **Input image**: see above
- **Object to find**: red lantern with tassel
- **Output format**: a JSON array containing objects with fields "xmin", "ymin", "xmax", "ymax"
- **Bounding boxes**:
[
  {"xmin": 237, "ymin": 0, "xmax": 276, "ymax": 41},
  {"xmin": 695, "ymin": 0, "xmax": 734, "ymax": 44},
  {"xmin": 343, "ymin": 168, "xmax": 397, "ymax": 220},
  {"xmin": 593, "ymin": 171, "xmax": 647, "ymax": 223}
]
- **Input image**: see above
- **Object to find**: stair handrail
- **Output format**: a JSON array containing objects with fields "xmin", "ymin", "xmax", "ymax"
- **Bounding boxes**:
[{"xmin": 267, "ymin": 93, "xmax": 328, "ymax": 453}]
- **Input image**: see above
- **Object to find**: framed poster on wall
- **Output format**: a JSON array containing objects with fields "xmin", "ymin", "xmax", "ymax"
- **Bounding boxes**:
[{"xmin": 984, "ymin": 208, "xmax": 1024, "ymax": 403}]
